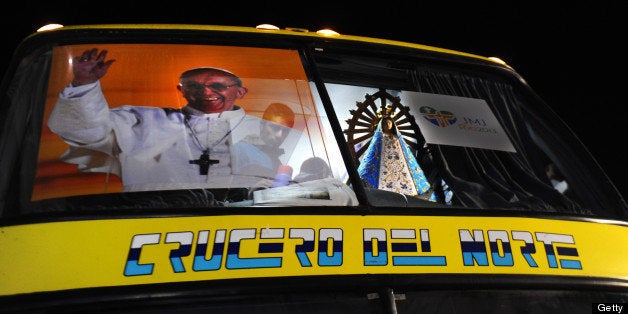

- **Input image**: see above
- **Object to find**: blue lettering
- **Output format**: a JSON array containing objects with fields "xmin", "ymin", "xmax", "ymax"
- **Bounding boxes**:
[{"xmin": 123, "ymin": 233, "xmax": 160, "ymax": 276}]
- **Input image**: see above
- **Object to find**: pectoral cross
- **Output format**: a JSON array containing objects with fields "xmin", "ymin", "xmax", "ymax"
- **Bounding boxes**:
[{"xmin": 189, "ymin": 150, "xmax": 219, "ymax": 175}]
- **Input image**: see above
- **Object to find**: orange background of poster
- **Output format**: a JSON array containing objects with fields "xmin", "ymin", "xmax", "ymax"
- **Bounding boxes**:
[{"xmin": 34, "ymin": 44, "xmax": 315, "ymax": 201}]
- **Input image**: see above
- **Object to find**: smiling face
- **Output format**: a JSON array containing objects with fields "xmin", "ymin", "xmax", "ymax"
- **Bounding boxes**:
[{"xmin": 177, "ymin": 68, "xmax": 248, "ymax": 113}]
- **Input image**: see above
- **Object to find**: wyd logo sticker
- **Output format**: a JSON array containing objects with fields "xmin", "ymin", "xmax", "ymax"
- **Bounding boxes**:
[{"xmin": 420, "ymin": 106, "xmax": 457, "ymax": 127}]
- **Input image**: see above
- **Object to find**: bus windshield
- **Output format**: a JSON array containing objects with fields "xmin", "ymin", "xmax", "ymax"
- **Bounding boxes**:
[{"xmin": 0, "ymin": 42, "xmax": 621, "ymax": 218}]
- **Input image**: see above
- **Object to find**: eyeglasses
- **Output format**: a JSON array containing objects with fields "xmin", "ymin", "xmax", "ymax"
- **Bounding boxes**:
[{"xmin": 181, "ymin": 82, "xmax": 239, "ymax": 92}]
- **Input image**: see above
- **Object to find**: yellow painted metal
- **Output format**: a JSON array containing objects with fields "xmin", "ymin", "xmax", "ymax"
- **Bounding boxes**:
[{"xmin": 1, "ymin": 215, "xmax": 626, "ymax": 296}]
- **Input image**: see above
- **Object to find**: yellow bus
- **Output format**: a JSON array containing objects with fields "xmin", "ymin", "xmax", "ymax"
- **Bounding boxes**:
[{"xmin": 1, "ymin": 24, "xmax": 626, "ymax": 313}]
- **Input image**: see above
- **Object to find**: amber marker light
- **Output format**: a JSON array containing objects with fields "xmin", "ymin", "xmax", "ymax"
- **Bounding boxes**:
[
  {"xmin": 36, "ymin": 24, "xmax": 64, "ymax": 32},
  {"xmin": 488, "ymin": 57, "xmax": 507, "ymax": 65},
  {"xmin": 316, "ymin": 28, "xmax": 340, "ymax": 37},
  {"xmin": 488, "ymin": 56, "xmax": 514, "ymax": 69},
  {"xmin": 256, "ymin": 24, "xmax": 280, "ymax": 30}
]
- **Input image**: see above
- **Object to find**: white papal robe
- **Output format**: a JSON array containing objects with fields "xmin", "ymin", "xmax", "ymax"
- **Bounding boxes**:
[{"xmin": 47, "ymin": 81, "xmax": 267, "ymax": 192}]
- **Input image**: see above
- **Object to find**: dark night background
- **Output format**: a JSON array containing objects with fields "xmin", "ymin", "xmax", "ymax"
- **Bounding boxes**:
[{"xmin": 3, "ymin": 1, "xmax": 626, "ymax": 198}]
